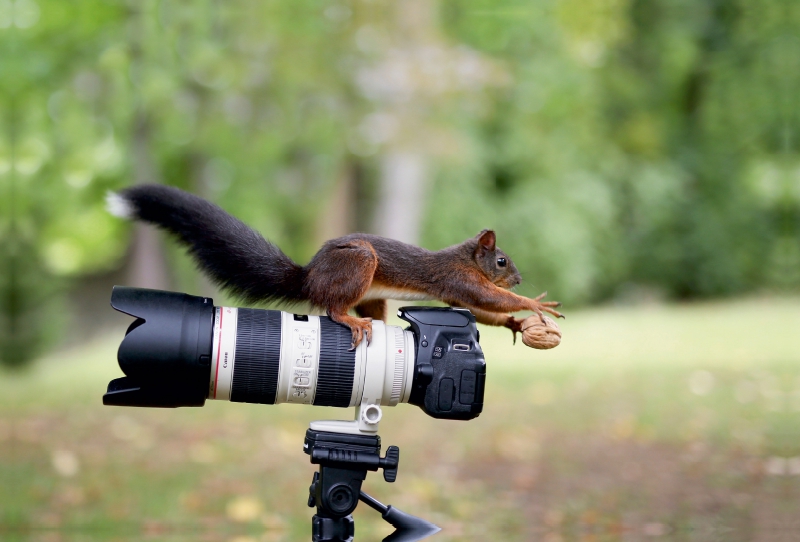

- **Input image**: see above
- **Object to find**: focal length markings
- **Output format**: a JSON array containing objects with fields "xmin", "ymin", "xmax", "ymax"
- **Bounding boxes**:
[{"xmin": 277, "ymin": 313, "xmax": 321, "ymax": 405}]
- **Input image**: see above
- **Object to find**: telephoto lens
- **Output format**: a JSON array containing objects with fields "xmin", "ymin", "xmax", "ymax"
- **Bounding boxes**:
[
  {"xmin": 104, "ymin": 286, "xmax": 486, "ymax": 423},
  {"xmin": 210, "ymin": 306, "xmax": 414, "ymax": 410}
]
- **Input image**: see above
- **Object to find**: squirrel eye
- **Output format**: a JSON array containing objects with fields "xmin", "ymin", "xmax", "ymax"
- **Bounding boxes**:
[{"xmin": 497, "ymin": 258, "xmax": 507, "ymax": 267}]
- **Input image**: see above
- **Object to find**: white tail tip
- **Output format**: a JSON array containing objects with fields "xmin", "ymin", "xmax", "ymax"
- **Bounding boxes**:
[{"xmin": 106, "ymin": 191, "xmax": 134, "ymax": 219}]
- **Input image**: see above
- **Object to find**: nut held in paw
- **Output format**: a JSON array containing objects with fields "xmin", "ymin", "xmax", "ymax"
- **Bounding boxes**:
[{"xmin": 521, "ymin": 315, "xmax": 562, "ymax": 350}]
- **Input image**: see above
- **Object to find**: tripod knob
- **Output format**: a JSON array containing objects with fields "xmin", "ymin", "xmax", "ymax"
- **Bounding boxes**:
[
  {"xmin": 381, "ymin": 446, "xmax": 400, "ymax": 482},
  {"xmin": 308, "ymin": 472, "xmax": 319, "ymax": 508}
]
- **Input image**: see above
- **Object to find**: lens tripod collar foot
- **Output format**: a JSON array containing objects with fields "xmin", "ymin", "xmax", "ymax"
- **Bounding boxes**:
[
  {"xmin": 360, "ymin": 403, "xmax": 382, "ymax": 428},
  {"xmin": 309, "ymin": 402, "xmax": 383, "ymax": 436}
]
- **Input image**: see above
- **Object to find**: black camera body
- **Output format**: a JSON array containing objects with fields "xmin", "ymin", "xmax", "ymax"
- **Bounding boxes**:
[
  {"xmin": 400, "ymin": 307, "xmax": 486, "ymax": 419},
  {"xmin": 105, "ymin": 287, "xmax": 486, "ymax": 421}
]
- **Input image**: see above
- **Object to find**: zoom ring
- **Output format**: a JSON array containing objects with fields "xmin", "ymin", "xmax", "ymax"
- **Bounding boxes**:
[
  {"xmin": 314, "ymin": 317, "xmax": 355, "ymax": 407},
  {"xmin": 230, "ymin": 309, "xmax": 281, "ymax": 404}
]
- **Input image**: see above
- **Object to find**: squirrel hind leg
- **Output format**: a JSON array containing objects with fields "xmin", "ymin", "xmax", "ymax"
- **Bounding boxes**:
[
  {"xmin": 355, "ymin": 299, "xmax": 387, "ymax": 322},
  {"xmin": 304, "ymin": 239, "xmax": 378, "ymax": 308},
  {"xmin": 305, "ymin": 239, "xmax": 380, "ymax": 349}
]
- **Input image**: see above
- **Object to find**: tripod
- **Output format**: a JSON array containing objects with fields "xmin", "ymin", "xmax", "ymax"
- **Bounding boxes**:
[{"xmin": 304, "ymin": 428, "xmax": 441, "ymax": 542}]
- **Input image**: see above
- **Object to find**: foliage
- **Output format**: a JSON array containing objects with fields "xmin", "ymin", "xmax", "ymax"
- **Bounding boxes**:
[
  {"xmin": 2, "ymin": 0, "xmax": 798, "ymax": 366},
  {"xmin": 433, "ymin": 0, "xmax": 800, "ymax": 303},
  {"xmin": 3, "ymin": 0, "xmax": 370, "ymax": 366}
]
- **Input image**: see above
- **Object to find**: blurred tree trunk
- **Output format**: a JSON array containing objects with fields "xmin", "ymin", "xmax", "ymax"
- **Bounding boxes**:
[
  {"xmin": 125, "ymin": 113, "xmax": 170, "ymax": 291},
  {"xmin": 316, "ymin": 162, "xmax": 358, "ymax": 242},
  {"xmin": 369, "ymin": 0, "xmax": 436, "ymax": 244},
  {"xmin": 124, "ymin": 3, "xmax": 170, "ymax": 291},
  {"xmin": 187, "ymin": 152, "xmax": 223, "ymax": 298},
  {"xmin": 366, "ymin": 0, "xmax": 493, "ymax": 244},
  {"xmin": 374, "ymin": 152, "xmax": 427, "ymax": 244}
]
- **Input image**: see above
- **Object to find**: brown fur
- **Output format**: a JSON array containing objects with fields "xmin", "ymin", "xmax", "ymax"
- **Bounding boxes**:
[{"xmin": 302, "ymin": 230, "xmax": 562, "ymax": 348}]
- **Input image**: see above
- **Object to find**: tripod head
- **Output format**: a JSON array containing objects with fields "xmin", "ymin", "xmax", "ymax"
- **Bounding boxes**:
[{"xmin": 304, "ymin": 427, "xmax": 440, "ymax": 542}]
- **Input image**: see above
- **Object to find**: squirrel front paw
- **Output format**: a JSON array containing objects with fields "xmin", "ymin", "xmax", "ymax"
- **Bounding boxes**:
[{"xmin": 532, "ymin": 291, "xmax": 564, "ymax": 321}]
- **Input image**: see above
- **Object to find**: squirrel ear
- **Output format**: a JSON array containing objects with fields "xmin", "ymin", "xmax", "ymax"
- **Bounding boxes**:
[{"xmin": 476, "ymin": 230, "xmax": 496, "ymax": 252}]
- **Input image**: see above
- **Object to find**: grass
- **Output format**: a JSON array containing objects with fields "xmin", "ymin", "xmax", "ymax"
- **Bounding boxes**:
[{"xmin": 1, "ymin": 296, "xmax": 799, "ymax": 542}]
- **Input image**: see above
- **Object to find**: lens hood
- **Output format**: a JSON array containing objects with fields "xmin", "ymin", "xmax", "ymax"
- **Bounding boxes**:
[{"xmin": 104, "ymin": 286, "xmax": 214, "ymax": 407}]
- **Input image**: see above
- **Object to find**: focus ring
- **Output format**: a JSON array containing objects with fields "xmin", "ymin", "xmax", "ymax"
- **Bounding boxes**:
[
  {"xmin": 315, "ymin": 317, "xmax": 355, "ymax": 407},
  {"xmin": 231, "ymin": 309, "xmax": 281, "ymax": 404},
  {"xmin": 391, "ymin": 330, "xmax": 404, "ymax": 404}
]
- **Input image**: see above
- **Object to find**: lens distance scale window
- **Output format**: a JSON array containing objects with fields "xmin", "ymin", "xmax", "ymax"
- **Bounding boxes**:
[{"xmin": 279, "ymin": 312, "xmax": 321, "ymax": 404}]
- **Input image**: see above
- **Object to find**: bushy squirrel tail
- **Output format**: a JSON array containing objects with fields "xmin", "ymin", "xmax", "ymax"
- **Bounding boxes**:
[{"xmin": 108, "ymin": 184, "xmax": 307, "ymax": 305}]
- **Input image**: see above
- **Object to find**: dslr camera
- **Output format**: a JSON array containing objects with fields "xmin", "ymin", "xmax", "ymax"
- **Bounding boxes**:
[{"xmin": 105, "ymin": 286, "xmax": 486, "ymax": 426}]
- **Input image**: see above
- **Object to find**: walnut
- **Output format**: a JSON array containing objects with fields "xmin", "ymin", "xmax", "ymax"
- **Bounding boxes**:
[{"xmin": 520, "ymin": 315, "xmax": 562, "ymax": 350}]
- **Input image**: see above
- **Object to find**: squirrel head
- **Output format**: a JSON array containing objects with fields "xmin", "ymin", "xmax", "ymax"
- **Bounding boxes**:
[{"xmin": 472, "ymin": 230, "xmax": 522, "ymax": 289}]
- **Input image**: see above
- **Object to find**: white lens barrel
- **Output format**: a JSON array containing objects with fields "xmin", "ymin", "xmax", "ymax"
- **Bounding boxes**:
[{"xmin": 209, "ymin": 308, "xmax": 415, "ymax": 408}]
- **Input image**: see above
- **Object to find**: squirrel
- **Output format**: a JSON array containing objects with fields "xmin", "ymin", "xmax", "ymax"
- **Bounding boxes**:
[{"xmin": 108, "ymin": 184, "xmax": 563, "ymax": 348}]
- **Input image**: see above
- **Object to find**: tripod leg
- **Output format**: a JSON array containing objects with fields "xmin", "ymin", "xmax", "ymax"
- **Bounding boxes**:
[
  {"xmin": 360, "ymin": 491, "xmax": 441, "ymax": 542},
  {"xmin": 312, "ymin": 514, "xmax": 354, "ymax": 542}
]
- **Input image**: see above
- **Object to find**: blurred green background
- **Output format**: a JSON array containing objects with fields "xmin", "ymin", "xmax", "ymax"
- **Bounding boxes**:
[{"xmin": 1, "ymin": 0, "xmax": 799, "ymax": 540}]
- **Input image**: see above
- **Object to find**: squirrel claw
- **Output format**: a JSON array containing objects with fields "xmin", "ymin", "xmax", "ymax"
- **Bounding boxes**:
[
  {"xmin": 532, "ymin": 292, "xmax": 564, "ymax": 319},
  {"xmin": 347, "ymin": 317, "xmax": 373, "ymax": 351},
  {"xmin": 540, "ymin": 301, "xmax": 562, "ymax": 308}
]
